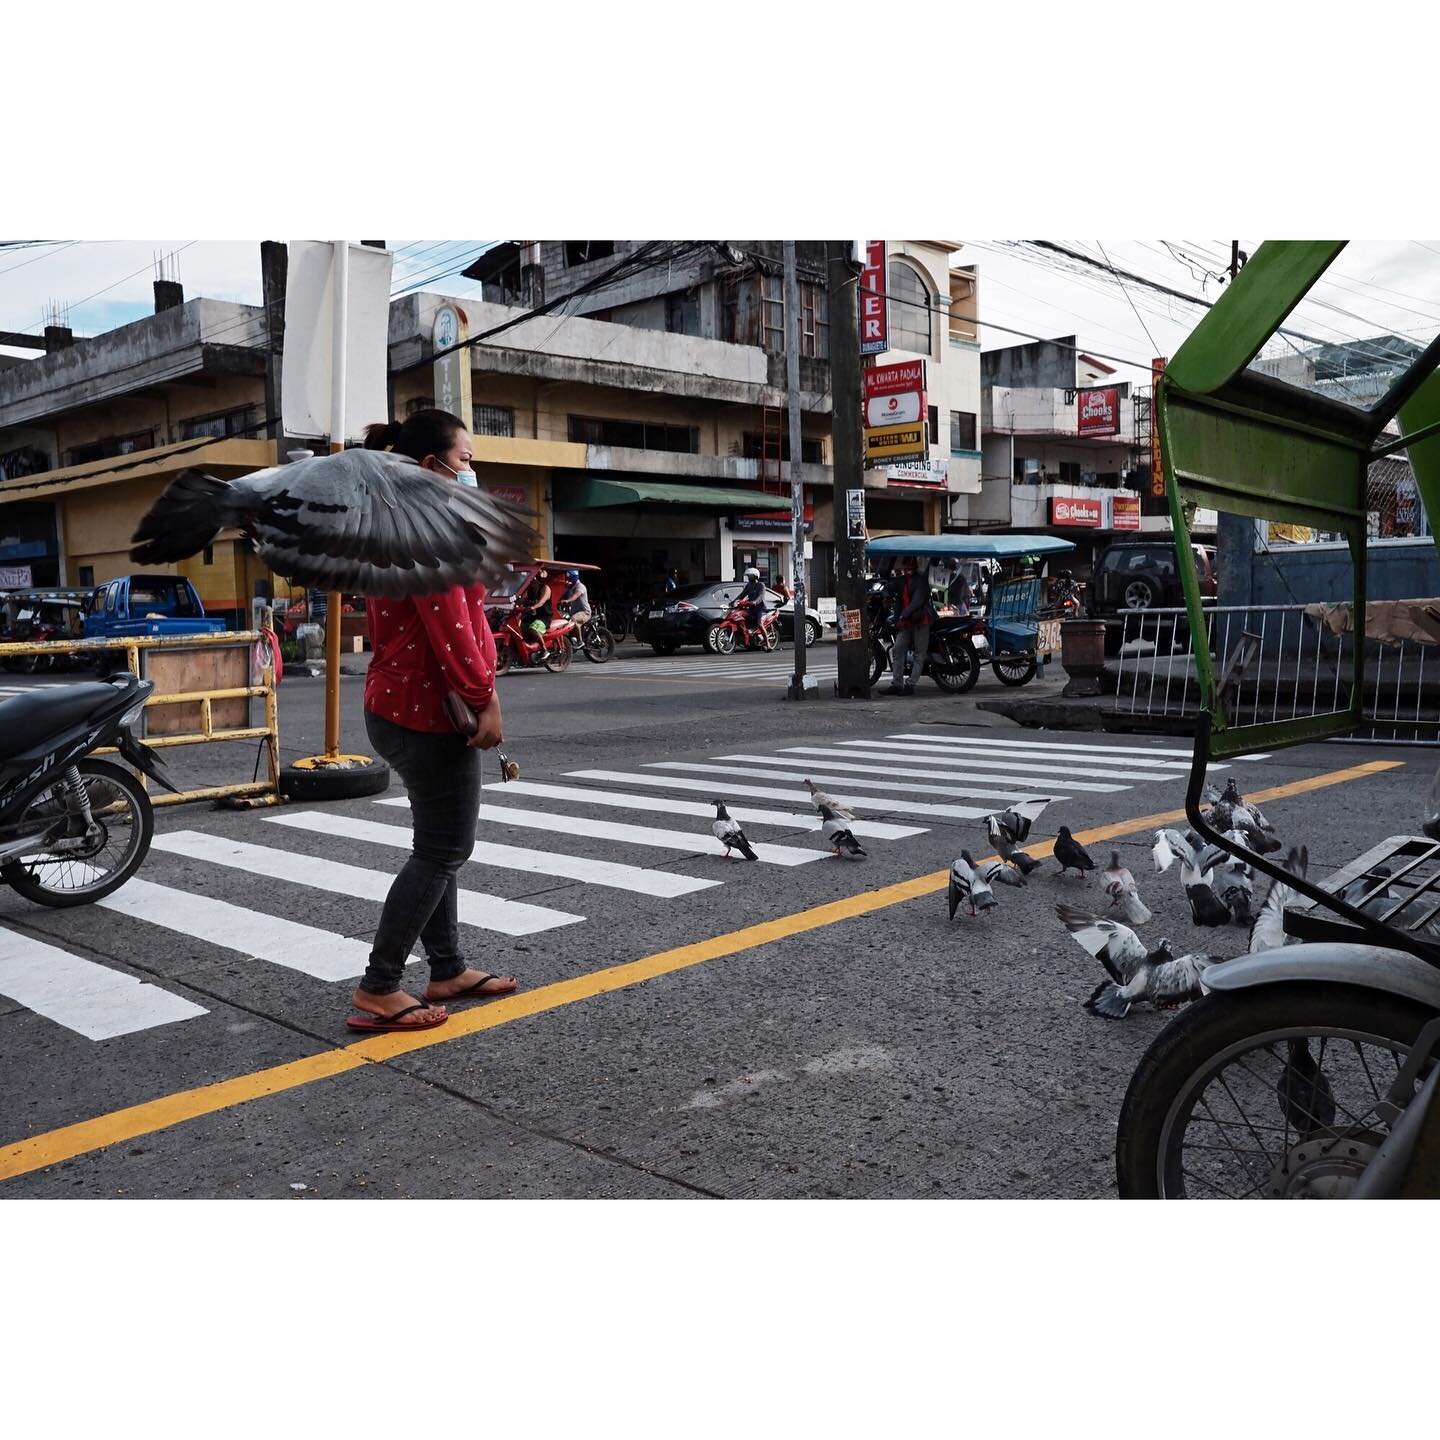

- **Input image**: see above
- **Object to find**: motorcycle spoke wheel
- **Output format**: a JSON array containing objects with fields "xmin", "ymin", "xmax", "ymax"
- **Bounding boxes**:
[
  {"xmin": 991, "ymin": 654, "xmax": 1038, "ymax": 687},
  {"xmin": 543, "ymin": 641, "xmax": 572, "ymax": 673}
]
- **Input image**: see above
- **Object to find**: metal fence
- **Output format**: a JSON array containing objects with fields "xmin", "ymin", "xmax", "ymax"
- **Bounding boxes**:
[{"xmin": 1104, "ymin": 604, "xmax": 1440, "ymax": 744}]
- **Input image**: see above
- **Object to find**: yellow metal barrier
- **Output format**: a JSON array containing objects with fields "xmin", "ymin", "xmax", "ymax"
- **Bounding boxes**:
[{"xmin": 0, "ymin": 620, "xmax": 281, "ymax": 809}]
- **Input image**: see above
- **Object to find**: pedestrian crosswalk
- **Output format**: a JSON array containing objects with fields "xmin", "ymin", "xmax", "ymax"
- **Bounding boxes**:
[
  {"xmin": 0, "ymin": 727, "xmax": 1242, "ymax": 1042},
  {"xmin": 597, "ymin": 653, "xmax": 840, "ymax": 681}
]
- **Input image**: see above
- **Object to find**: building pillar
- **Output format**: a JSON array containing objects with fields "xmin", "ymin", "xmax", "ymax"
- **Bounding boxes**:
[{"xmin": 717, "ymin": 517, "xmax": 734, "ymax": 580}]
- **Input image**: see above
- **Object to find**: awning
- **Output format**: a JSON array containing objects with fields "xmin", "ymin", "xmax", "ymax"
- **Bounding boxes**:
[{"xmin": 558, "ymin": 477, "xmax": 791, "ymax": 511}]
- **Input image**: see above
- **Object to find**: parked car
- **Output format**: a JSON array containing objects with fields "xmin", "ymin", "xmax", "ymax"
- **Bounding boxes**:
[
  {"xmin": 84, "ymin": 574, "xmax": 226, "ymax": 639},
  {"xmin": 634, "ymin": 582, "xmax": 825, "ymax": 654},
  {"xmin": 1089, "ymin": 541, "xmax": 1218, "ymax": 615}
]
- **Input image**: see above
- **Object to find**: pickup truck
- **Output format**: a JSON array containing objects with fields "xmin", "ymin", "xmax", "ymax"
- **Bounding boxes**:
[{"xmin": 84, "ymin": 574, "xmax": 227, "ymax": 638}]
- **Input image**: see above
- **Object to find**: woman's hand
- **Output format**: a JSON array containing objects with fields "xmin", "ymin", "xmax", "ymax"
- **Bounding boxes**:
[{"xmin": 466, "ymin": 692, "xmax": 504, "ymax": 749}]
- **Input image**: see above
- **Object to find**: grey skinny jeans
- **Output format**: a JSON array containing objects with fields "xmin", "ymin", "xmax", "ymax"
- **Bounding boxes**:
[{"xmin": 360, "ymin": 710, "xmax": 481, "ymax": 994}]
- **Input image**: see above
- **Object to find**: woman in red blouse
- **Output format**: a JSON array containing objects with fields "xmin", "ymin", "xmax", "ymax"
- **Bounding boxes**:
[{"xmin": 347, "ymin": 409, "xmax": 518, "ymax": 1032}]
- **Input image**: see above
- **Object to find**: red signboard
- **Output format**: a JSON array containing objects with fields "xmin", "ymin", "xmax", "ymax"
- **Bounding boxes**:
[
  {"xmin": 1112, "ymin": 493, "xmax": 1140, "ymax": 531},
  {"xmin": 1050, "ymin": 496, "xmax": 1102, "ymax": 528},
  {"xmin": 1077, "ymin": 386, "xmax": 1120, "ymax": 436},
  {"xmin": 860, "ymin": 241, "xmax": 889, "ymax": 355},
  {"xmin": 863, "ymin": 359, "xmax": 925, "ymax": 399},
  {"xmin": 1150, "ymin": 357, "xmax": 1167, "ymax": 498}
]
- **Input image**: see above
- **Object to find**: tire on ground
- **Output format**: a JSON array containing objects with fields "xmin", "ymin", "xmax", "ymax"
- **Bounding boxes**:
[{"xmin": 280, "ymin": 759, "xmax": 392, "ymax": 802}]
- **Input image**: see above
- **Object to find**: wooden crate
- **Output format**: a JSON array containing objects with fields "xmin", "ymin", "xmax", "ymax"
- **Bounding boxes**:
[{"xmin": 141, "ymin": 643, "xmax": 251, "ymax": 736}]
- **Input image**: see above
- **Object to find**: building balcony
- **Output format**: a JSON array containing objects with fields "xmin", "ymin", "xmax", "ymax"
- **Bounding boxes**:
[{"xmin": 983, "ymin": 385, "xmax": 1135, "ymax": 442}]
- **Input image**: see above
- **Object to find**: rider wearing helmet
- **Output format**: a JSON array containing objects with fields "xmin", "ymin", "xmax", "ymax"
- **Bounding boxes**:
[
  {"xmin": 739, "ymin": 566, "xmax": 768, "ymax": 633},
  {"xmin": 559, "ymin": 568, "xmax": 592, "ymax": 627}
]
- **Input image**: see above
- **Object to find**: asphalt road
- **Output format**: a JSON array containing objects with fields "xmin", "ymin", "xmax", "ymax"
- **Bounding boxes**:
[{"xmin": 0, "ymin": 642, "xmax": 1425, "ymax": 1198}]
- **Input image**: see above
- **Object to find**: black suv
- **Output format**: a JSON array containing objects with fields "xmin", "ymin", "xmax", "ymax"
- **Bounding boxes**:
[
  {"xmin": 634, "ymin": 582, "xmax": 825, "ymax": 654},
  {"xmin": 1090, "ymin": 541, "xmax": 1218, "ymax": 615}
]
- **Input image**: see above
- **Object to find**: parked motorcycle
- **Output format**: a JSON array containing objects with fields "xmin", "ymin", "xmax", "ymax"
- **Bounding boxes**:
[
  {"xmin": 0, "ymin": 672, "xmax": 175, "ymax": 907},
  {"xmin": 707, "ymin": 601, "xmax": 779, "ymax": 655},
  {"xmin": 863, "ymin": 582, "xmax": 982, "ymax": 693}
]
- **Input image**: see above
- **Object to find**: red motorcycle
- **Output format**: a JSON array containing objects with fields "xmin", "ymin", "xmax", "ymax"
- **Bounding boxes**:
[
  {"xmin": 492, "ymin": 599, "xmax": 576, "ymax": 674},
  {"xmin": 707, "ymin": 601, "xmax": 779, "ymax": 655}
]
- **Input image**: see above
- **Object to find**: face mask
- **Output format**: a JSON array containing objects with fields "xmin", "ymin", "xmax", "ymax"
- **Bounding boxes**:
[{"xmin": 440, "ymin": 460, "xmax": 478, "ymax": 488}]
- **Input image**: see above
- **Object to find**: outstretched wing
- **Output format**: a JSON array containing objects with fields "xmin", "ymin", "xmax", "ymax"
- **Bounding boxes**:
[
  {"xmin": 1006, "ymin": 797, "xmax": 1054, "ymax": 840},
  {"xmin": 1054, "ymin": 902, "xmax": 1147, "ymax": 982},
  {"xmin": 240, "ymin": 449, "xmax": 539, "ymax": 597},
  {"xmin": 1148, "ymin": 953, "xmax": 1211, "ymax": 1004}
]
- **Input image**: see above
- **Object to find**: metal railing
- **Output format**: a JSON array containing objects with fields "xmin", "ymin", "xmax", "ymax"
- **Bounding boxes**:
[
  {"xmin": 0, "ymin": 625, "xmax": 280, "ymax": 805},
  {"xmin": 1103, "ymin": 604, "xmax": 1440, "ymax": 744}
]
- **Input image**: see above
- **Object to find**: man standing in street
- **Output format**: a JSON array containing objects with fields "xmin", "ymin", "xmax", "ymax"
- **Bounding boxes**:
[{"xmin": 886, "ymin": 555, "xmax": 931, "ymax": 694}]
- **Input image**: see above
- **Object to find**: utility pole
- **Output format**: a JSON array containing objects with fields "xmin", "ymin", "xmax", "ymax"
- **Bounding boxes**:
[
  {"xmin": 1228, "ymin": 241, "xmax": 1247, "ymax": 282},
  {"xmin": 827, "ymin": 240, "xmax": 872, "ymax": 698},
  {"xmin": 783, "ymin": 242, "xmax": 811, "ymax": 701}
]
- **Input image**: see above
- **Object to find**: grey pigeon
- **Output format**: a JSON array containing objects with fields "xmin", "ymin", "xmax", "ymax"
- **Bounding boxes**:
[
  {"xmin": 711, "ymin": 800, "xmax": 758, "ymax": 861},
  {"xmin": 984, "ymin": 798, "xmax": 1052, "ymax": 876},
  {"xmin": 1156, "ymin": 827, "xmax": 1232, "ymax": 926},
  {"xmin": 1052, "ymin": 826, "xmax": 1094, "ymax": 877},
  {"xmin": 948, "ymin": 850, "xmax": 997, "ymax": 918},
  {"xmin": 1249, "ymin": 846, "xmax": 1309, "ymax": 953},
  {"xmin": 131, "ymin": 448, "xmax": 539, "ymax": 597},
  {"xmin": 1198, "ymin": 830, "xmax": 1255, "ymax": 926},
  {"xmin": 983, "ymin": 858, "xmax": 1027, "ymax": 889},
  {"xmin": 1102, "ymin": 850, "xmax": 1151, "ymax": 926},
  {"xmin": 803, "ymin": 779, "xmax": 855, "ymax": 821},
  {"xmin": 818, "ymin": 803, "xmax": 866, "ymax": 858},
  {"xmin": 1205, "ymin": 778, "xmax": 1281, "ymax": 855},
  {"xmin": 1055, "ymin": 904, "xmax": 1215, "ymax": 1019}
]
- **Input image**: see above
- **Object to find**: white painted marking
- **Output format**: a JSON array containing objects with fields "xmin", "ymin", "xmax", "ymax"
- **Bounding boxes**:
[
  {"xmin": 471, "ymin": 804, "xmax": 824, "ymax": 866},
  {"xmin": 568, "ymin": 770, "xmax": 994, "ymax": 821},
  {"xmin": 270, "ymin": 810, "xmax": 717, "ymax": 898},
  {"xmin": 151, "ymin": 830, "xmax": 582, "ymax": 936},
  {"xmin": 886, "ymin": 733, "xmax": 1208, "ymax": 760},
  {"xmin": 0, "ymin": 926, "xmax": 207, "ymax": 1040},
  {"xmin": 850, "ymin": 738, "xmax": 1195, "ymax": 770},
  {"xmin": 801, "ymin": 744, "xmax": 1179, "ymax": 781},
  {"xmin": 98, "ymin": 877, "xmax": 383, "ymax": 981},
  {"xmin": 474, "ymin": 780, "xmax": 924, "ymax": 840},
  {"xmin": 708, "ymin": 754, "xmax": 1129, "ymax": 794}
]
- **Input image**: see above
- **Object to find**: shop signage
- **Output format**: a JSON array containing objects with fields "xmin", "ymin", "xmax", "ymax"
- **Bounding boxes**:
[
  {"xmin": 866, "ymin": 391, "xmax": 921, "ymax": 427},
  {"xmin": 733, "ymin": 514, "xmax": 814, "ymax": 532},
  {"xmin": 863, "ymin": 360, "xmax": 927, "ymax": 466},
  {"xmin": 846, "ymin": 488, "xmax": 867, "ymax": 540},
  {"xmin": 1111, "ymin": 493, "xmax": 1141, "ymax": 530},
  {"xmin": 433, "ymin": 303, "xmax": 473, "ymax": 433},
  {"xmin": 1076, "ymin": 386, "xmax": 1120, "ymax": 437},
  {"xmin": 885, "ymin": 460, "xmax": 949, "ymax": 489},
  {"xmin": 0, "ymin": 565, "xmax": 33, "ymax": 588},
  {"xmin": 1050, "ymin": 496, "xmax": 1102, "ymax": 528},
  {"xmin": 859, "ymin": 241, "xmax": 888, "ymax": 355},
  {"xmin": 1151, "ymin": 357, "xmax": 1167, "ymax": 498},
  {"xmin": 487, "ymin": 484, "xmax": 527, "ymax": 506},
  {"xmin": 863, "ymin": 359, "xmax": 925, "ymax": 400},
  {"xmin": 864, "ymin": 424, "xmax": 927, "ymax": 465}
]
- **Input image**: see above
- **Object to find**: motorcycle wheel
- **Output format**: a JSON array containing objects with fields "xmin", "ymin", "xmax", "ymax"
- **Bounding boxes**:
[
  {"xmin": 493, "ymin": 640, "xmax": 512, "ymax": 676},
  {"xmin": 2, "ymin": 757, "xmax": 154, "ymax": 908},
  {"xmin": 1116, "ymin": 982, "xmax": 1439, "ymax": 1200},
  {"xmin": 929, "ymin": 639, "xmax": 980, "ymax": 694},
  {"xmin": 760, "ymin": 626, "xmax": 778, "ymax": 652},
  {"xmin": 582, "ymin": 624, "xmax": 615, "ymax": 663},
  {"xmin": 710, "ymin": 624, "xmax": 736, "ymax": 656},
  {"xmin": 991, "ymin": 653, "xmax": 1039, "ymax": 687},
  {"xmin": 543, "ymin": 639, "xmax": 572, "ymax": 673},
  {"xmin": 867, "ymin": 641, "xmax": 889, "ymax": 688}
]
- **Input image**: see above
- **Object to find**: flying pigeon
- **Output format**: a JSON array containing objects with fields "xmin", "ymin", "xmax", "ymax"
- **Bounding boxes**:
[
  {"xmin": 1052, "ymin": 826, "xmax": 1095, "ymax": 878},
  {"xmin": 818, "ymin": 802, "xmax": 866, "ymax": 858},
  {"xmin": 1275, "ymin": 1038, "xmax": 1337, "ymax": 1134},
  {"xmin": 1055, "ymin": 904, "xmax": 1216, "ymax": 1019},
  {"xmin": 711, "ymin": 800, "xmax": 758, "ymax": 861},
  {"xmin": 1155, "ymin": 828, "xmax": 1231, "ymax": 926},
  {"xmin": 1249, "ymin": 846, "xmax": 1309, "ymax": 953},
  {"xmin": 1102, "ymin": 850, "xmax": 1152, "ymax": 926},
  {"xmin": 803, "ymin": 779, "xmax": 855, "ymax": 821},
  {"xmin": 949, "ymin": 850, "xmax": 997, "ymax": 919},
  {"xmin": 983, "ymin": 858, "xmax": 1027, "ymax": 889},
  {"xmin": 984, "ymin": 798, "xmax": 1053, "ymax": 876},
  {"xmin": 130, "ymin": 448, "xmax": 539, "ymax": 597}
]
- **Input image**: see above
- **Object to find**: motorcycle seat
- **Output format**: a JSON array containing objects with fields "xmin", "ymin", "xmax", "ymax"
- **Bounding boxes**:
[{"xmin": 0, "ymin": 681, "xmax": 132, "ymax": 761}]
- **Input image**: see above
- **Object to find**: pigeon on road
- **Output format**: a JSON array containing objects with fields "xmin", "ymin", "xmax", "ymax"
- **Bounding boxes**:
[
  {"xmin": 983, "ymin": 858, "xmax": 1027, "ymax": 889},
  {"xmin": 984, "ymin": 798, "xmax": 1053, "ymax": 877},
  {"xmin": 711, "ymin": 800, "xmax": 758, "ymax": 861},
  {"xmin": 1155, "ymin": 828, "xmax": 1232, "ymax": 926},
  {"xmin": 1203, "ymin": 779, "xmax": 1281, "ymax": 854},
  {"xmin": 1052, "ymin": 826, "xmax": 1095, "ymax": 878},
  {"xmin": 1102, "ymin": 851, "xmax": 1152, "ymax": 926},
  {"xmin": 131, "ymin": 448, "xmax": 539, "ymax": 597},
  {"xmin": 1202, "ymin": 831, "xmax": 1255, "ymax": 925},
  {"xmin": 803, "ymin": 779, "xmax": 855, "ymax": 821},
  {"xmin": 1055, "ymin": 903, "xmax": 1216, "ymax": 1019},
  {"xmin": 1249, "ymin": 846, "xmax": 1309, "ymax": 953},
  {"xmin": 949, "ymin": 851, "xmax": 997, "ymax": 918},
  {"xmin": 819, "ymin": 803, "xmax": 866, "ymax": 858}
]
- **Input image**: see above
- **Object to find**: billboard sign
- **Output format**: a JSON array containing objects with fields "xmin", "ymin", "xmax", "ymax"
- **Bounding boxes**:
[
  {"xmin": 1050, "ymin": 496, "xmax": 1102, "ymax": 527},
  {"xmin": 1111, "ymin": 493, "xmax": 1141, "ymax": 530},
  {"xmin": 1151, "ymin": 358, "xmax": 1167, "ymax": 498},
  {"xmin": 1077, "ymin": 386, "xmax": 1120, "ymax": 436},
  {"xmin": 859, "ymin": 241, "xmax": 888, "ymax": 355}
]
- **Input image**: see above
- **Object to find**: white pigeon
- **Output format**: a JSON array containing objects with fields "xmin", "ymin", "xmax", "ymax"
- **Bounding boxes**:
[
  {"xmin": 1102, "ymin": 850, "xmax": 1152, "ymax": 926},
  {"xmin": 983, "ymin": 858, "xmax": 1027, "ymax": 889},
  {"xmin": 948, "ymin": 850, "xmax": 997, "ymax": 918},
  {"xmin": 1154, "ymin": 828, "xmax": 1230, "ymax": 926},
  {"xmin": 131, "ymin": 448, "xmax": 539, "ymax": 597},
  {"xmin": 711, "ymin": 800, "xmax": 758, "ymax": 861},
  {"xmin": 803, "ymin": 778, "xmax": 855, "ymax": 821},
  {"xmin": 818, "ymin": 802, "xmax": 866, "ymax": 858},
  {"xmin": 1055, "ymin": 903, "xmax": 1215, "ymax": 1020},
  {"xmin": 1249, "ymin": 846, "xmax": 1309, "ymax": 953}
]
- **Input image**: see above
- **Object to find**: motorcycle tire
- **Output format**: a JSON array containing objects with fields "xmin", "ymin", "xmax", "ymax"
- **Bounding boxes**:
[
  {"xmin": 867, "ymin": 641, "xmax": 889, "ymax": 689},
  {"xmin": 760, "ymin": 626, "xmax": 778, "ymax": 653},
  {"xmin": 582, "ymin": 625, "xmax": 615, "ymax": 663},
  {"xmin": 543, "ymin": 640, "xmax": 572, "ymax": 673},
  {"xmin": 2, "ymin": 757, "xmax": 155, "ymax": 908},
  {"xmin": 710, "ymin": 625, "xmax": 736, "ymax": 656},
  {"xmin": 1116, "ymin": 982, "xmax": 1438, "ymax": 1200},
  {"xmin": 493, "ymin": 640, "xmax": 512, "ymax": 676},
  {"xmin": 991, "ymin": 654, "xmax": 1039, "ymax": 687},
  {"xmin": 929, "ymin": 640, "xmax": 980, "ymax": 694}
]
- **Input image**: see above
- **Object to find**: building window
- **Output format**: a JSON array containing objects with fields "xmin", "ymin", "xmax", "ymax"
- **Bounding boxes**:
[
  {"xmin": 742, "ymin": 432, "xmax": 825, "ymax": 464},
  {"xmin": 203, "ymin": 545, "xmax": 214, "ymax": 566},
  {"xmin": 800, "ymin": 281, "xmax": 829, "ymax": 359},
  {"xmin": 473, "ymin": 404, "xmax": 515, "ymax": 437},
  {"xmin": 78, "ymin": 566, "xmax": 94, "ymax": 587},
  {"xmin": 665, "ymin": 290, "xmax": 701, "ymax": 336},
  {"xmin": 65, "ymin": 430, "xmax": 156, "ymax": 467},
  {"xmin": 564, "ymin": 241, "xmax": 616, "ymax": 267},
  {"xmin": 567, "ymin": 415, "xmax": 699, "ymax": 454},
  {"xmin": 761, "ymin": 273, "xmax": 784, "ymax": 354},
  {"xmin": 180, "ymin": 407, "xmax": 256, "ymax": 442},
  {"xmin": 928, "ymin": 406, "xmax": 939, "ymax": 445},
  {"xmin": 887, "ymin": 260, "xmax": 932, "ymax": 356},
  {"xmin": 949, "ymin": 410, "xmax": 977, "ymax": 451},
  {"xmin": 1058, "ymin": 461, "xmax": 1083, "ymax": 484}
]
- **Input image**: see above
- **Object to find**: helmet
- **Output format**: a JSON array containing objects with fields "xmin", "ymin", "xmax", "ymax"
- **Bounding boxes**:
[
  {"xmin": 744, "ymin": 567, "xmax": 760, "ymax": 579},
  {"xmin": 1058, "ymin": 569, "xmax": 1072, "ymax": 580},
  {"xmin": 565, "ymin": 570, "xmax": 579, "ymax": 581}
]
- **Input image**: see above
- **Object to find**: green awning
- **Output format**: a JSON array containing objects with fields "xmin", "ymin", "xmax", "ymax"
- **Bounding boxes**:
[{"xmin": 559, "ymin": 477, "xmax": 791, "ymax": 511}]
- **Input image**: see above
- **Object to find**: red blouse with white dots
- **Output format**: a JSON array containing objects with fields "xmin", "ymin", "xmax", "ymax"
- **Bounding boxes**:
[{"xmin": 363, "ymin": 584, "xmax": 497, "ymax": 732}]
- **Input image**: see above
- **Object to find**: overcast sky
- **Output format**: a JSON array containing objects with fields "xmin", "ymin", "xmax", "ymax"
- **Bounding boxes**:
[{"xmin": 4, "ymin": 239, "xmax": 1439, "ymax": 393}]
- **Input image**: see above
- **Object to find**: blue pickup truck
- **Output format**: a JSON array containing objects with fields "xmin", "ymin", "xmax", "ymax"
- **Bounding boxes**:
[{"xmin": 84, "ymin": 574, "xmax": 227, "ymax": 639}]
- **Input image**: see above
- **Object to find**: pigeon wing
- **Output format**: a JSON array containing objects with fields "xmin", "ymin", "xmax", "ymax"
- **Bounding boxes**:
[
  {"xmin": 1054, "ymin": 903, "xmax": 1147, "ymax": 982},
  {"xmin": 1148, "ymin": 952, "xmax": 1212, "ymax": 1004}
]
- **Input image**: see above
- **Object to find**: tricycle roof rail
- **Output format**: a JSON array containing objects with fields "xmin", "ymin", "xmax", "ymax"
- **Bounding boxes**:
[{"xmin": 866, "ymin": 533, "xmax": 1077, "ymax": 561}]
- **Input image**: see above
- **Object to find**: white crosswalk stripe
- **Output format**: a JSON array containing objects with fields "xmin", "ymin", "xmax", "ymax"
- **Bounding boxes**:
[
  {"xmin": 600, "ymin": 657, "xmax": 837, "ymax": 679},
  {"xmin": 0, "ymin": 924, "xmax": 208, "ymax": 1039},
  {"xmin": 478, "ymin": 780, "xmax": 925, "ymax": 839},
  {"xmin": 772, "ymin": 745, "xmax": 1171, "ymax": 784},
  {"xmin": 643, "ymin": 759, "xmax": 1067, "ymax": 803},
  {"xmin": 274, "ymin": 810, "xmax": 718, "ymax": 898},
  {"xmin": 885, "ymin": 733, "xmax": 1211, "ymax": 761},
  {"xmin": 842, "ymin": 738, "xmax": 1197, "ymax": 772},
  {"xmin": 151, "ymin": 830, "xmax": 583, "ymax": 935},
  {"xmin": 709, "ymin": 754, "xmax": 1128, "ymax": 794}
]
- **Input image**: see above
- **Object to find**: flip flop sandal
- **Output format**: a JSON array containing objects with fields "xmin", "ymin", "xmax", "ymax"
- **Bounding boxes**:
[
  {"xmin": 346, "ymin": 1003, "xmax": 448, "ymax": 1033},
  {"xmin": 426, "ymin": 972, "xmax": 518, "ymax": 1003}
]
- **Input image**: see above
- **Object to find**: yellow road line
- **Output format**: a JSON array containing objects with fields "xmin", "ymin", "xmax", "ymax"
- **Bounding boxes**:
[{"xmin": 0, "ymin": 757, "xmax": 1402, "ymax": 1183}]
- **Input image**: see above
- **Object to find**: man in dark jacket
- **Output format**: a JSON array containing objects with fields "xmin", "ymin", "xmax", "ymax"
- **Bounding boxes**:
[
  {"xmin": 887, "ymin": 556, "xmax": 931, "ymax": 694},
  {"xmin": 739, "ymin": 566, "xmax": 767, "ymax": 632}
]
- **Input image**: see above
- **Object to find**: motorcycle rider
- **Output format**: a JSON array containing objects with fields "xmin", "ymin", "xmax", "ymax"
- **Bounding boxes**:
[
  {"xmin": 1052, "ymin": 568, "xmax": 1082, "ymax": 613},
  {"xmin": 559, "ymin": 569, "xmax": 592, "ymax": 627},
  {"xmin": 886, "ymin": 555, "xmax": 932, "ymax": 695},
  {"xmin": 739, "ymin": 565, "xmax": 768, "ymax": 637}
]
